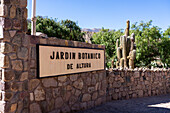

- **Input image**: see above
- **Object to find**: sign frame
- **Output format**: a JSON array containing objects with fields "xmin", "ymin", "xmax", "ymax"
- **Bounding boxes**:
[{"xmin": 36, "ymin": 44, "xmax": 105, "ymax": 78}]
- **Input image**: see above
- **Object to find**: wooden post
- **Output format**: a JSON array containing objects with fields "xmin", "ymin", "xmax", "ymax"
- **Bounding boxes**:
[{"xmin": 31, "ymin": 0, "xmax": 36, "ymax": 35}]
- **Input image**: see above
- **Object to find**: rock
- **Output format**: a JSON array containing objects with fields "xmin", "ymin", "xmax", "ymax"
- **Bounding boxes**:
[
  {"xmin": 138, "ymin": 90, "xmax": 143, "ymax": 97},
  {"xmin": 55, "ymin": 97, "xmax": 64, "ymax": 108},
  {"xmin": 4, "ymin": 70, "xmax": 15, "ymax": 81},
  {"xmin": 24, "ymin": 61, "xmax": 28, "ymax": 71},
  {"xmin": 28, "ymin": 79, "xmax": 40, "ymax": 91},
  {"xmin": 20, "ymin": 0, "xmax": 27, "ymax": 7},
  {"xmin": 71, "ymin": 103, "xmax": 80, "ymax": 111},
  {"xmin": 52, "ymin": 88, "xmax": 60, "ymax": 98},
  {"xmin": 69, "ymin": 96, "xmax": 77, "ymax": 105},
  {"xmin": 92, "ymin": 92, "xmax": 98, "ymax": 100},
  {"xmin": 20, "ymin": 72, "xmax": 28, "ymax": 81},
  {"xmin": 70, "ymin": 75, "xmax": 78, "ymax": 81},
  {"xmin": 13, "ymin": 19, "xmax": 21, "ymax": 30},
  {"xmin": 3, "ymin": 31, "xmax": 11, "ymax": 42},
  {"xmin": 66, "ymin": 85, "xmax": 72, "ymax": 91},
  {"xmin": 3, "ymin": 55, "xmax": 10, "ymax": 68},
  {"xmin": 11, "ymin": 82, "xmax": 22, "ymax": 91},
  {"xmin": 31, "ymin": 47, "xmax": 36, "ymax": 59},
  {"xmin": 30, "ymin": 103, "xmax": 42, "ymax": 113},
  {"xmin": 9, "ymin": 53, "xmax": 17, "ymax": 60},
  {"xmin": 12, "ymin": 60, "xmax": 23, "ymax": 71},
  {"xmin": 42, "ymin": 78, "xmax": 57, "ymax": 87},
  {"xmin": 88, "ymin": 87, "xmax": 95, "ymax": 93},
  {"xmin": 12, "ymin": 34, "xmax": 22, "ymax": 46},
  {"xmin": 75, "ymin": 90, "xmax": 81, "ymax": 97},
  {"xmin": 4, "ymin": 18, "xmax": 12, "ymax": 29},
  {"xmin": 95, "ymin": 98, "xmax": 102, "ymax": 106},
  {"xmin": 73, "ymin": 78, "xmax": 84, "ymax": 90},
  {"xmin": 16, "ymin": 101, "xmax": 23, "ymax": 113},
  {"xmin": 40, "ymin": 38, "xmax": 47, "ymax": 44},
  {"xmin": 34, "ymin": 85, "xmax": 45, "ymax": 101},
  {"xmin": 17, "ymin": 47, "xmax": 28, "ymax": 60},
  {"xmin": 58, "ymin": 76, "xmax": 67, "ymax": 82},
  {"xmin": 9, "ymin": 30, "xmax": 17, "ymax": 38},
  {"xmin": 82, "ymin": 94, "xmax": 91, "ymax": 102},
  {"xmin": 30, "ymin": 93, "xmax": 34, "ymax": 101},
  {"xmin": 63, "ymin": 92, "xmax": 71, "ymax": 102},
  {"xmin": 10, "ymin": 103, "xmax": 17, "ymax": 112},
  {"xmin": 5, "ymin": 92, "xmax": 13, "ymax": 101},
  {"xmin": 10, "ymin": 5, "xmax": 16, "ymax": 18},
  {"xmin": 61, "ymin": 104, "xmax": 70, "ymax": 113},
  {"xmin": 80, "ymin": 102, "xmax": 87, "ymax": 110}
]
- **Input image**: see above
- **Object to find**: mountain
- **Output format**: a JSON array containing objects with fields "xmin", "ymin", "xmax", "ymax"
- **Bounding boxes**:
[{"xmin": 82, "ymin": 28, "xmax": 101, "ymax": 32}]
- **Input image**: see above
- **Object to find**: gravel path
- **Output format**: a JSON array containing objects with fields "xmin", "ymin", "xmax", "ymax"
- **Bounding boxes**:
[{"xmin": 79, "ymin": 94, "xmax": 170, "ymax": 113}]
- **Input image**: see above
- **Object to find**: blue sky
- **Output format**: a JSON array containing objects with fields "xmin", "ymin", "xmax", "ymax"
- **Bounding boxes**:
[{"xmin": 27, "ymin": 0, "xmax": 170, "ymax": 31}]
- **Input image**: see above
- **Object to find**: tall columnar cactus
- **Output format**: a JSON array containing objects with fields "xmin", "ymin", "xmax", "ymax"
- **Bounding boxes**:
[{"xmin": 116, "ymin": 20, "xmax": 136, "ymax": 69}]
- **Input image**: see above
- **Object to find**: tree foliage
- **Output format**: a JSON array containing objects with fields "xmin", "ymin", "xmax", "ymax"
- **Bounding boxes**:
[
  {"xmin": 28, "ymin": 16, "xmax": 85, "ymax": 42},
  {"xmin": 91, "ymin": 28, "xmax": 124, "ymax": 68},
  {"xmin": 92, "ymin": 21, "xmax": 170, "ymax": 68}
]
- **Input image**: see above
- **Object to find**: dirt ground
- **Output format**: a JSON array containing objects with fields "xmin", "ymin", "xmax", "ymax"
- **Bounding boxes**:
[{"xmin": 79, "ymin": 94, "xmax": 170, "ymax": 113}]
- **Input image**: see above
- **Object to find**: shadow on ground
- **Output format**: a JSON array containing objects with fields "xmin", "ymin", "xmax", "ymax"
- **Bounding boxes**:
[{"xmin": 79, "ymin": 94, "xmax": 170, "ymax": 113}]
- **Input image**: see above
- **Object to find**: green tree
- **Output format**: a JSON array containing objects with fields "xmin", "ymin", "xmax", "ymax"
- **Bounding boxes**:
[
  {"xmin": 91, "ymin": 28, "xmax": 124, "ymax": 68},
  {"xmin": 28, "ymin": 16, "xmax": 84, "ymax": 42},
  {"xmin": 130, "ymin": 20, "xmax": 162, "ymax": 67},
  {"xmin": 158, "ymin": 27, "xmax": 170, "ymax": 67}
]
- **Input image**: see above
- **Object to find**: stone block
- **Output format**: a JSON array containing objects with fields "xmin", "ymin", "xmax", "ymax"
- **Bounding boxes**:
[
  {"xmin": 4, "ymin": 70, "xmax": 15, "ymax": 81},
  {"xmin": 63, "ymin": 92, "xmax": 71, "ymax": 102},
  {"xmin": 12, "ymin": 33, "xmax": 22, "ymax": 46},
  {"xmin": 11, "ymin": 82, "xmax": 22, "ymax": 91},
  {"xmin": 9, "ymin": 53, "xmax": 17, "ymax": 60},
  {"xmin": 23, "ymin": 8, "xmax": 27, "ymax": 19},
  {"xmin": 82, "ymin": 94, "xmax": 91, "ymax": 102},
  {"xmin": 20, "ymin": 72, "xmax": 28, "ymax": 81},
  {"xmin": 10, "ymin": 5, "xmax": 16, "ymax": 18},
  {"xmin": 13, "ymin": 19, "xmax": 21, "ymax": 30},
  {"xmin": 52, "ymin": 88, "xmax": 61, "ymax": 98},
  {"xmin": 20, "ymin": 0, "xmax": 27, "ymax": 7},
  {"xmin": 28, "ymin": 79, "xmax": 40, "ymax": 91},
  {"xmin": 22, "ymin": 35, "xmax": 29, "ymax": 46},
  {"xmin": 3, "ymin": 55, "xmax": 10, "ymax": 68},
  {"xmin": 73, "ymin": 78, "xmax": 84, "ymax": 90},
  {"xmin": 9, "ymin": 30, "xmax": 17, "ymax": 38},
  {"xmin": 22, "ymin": 18, "xmax": 27, "ymax": 32},
  {"xmin": 5, "ymin": 92, "xmax": 13, "ymax": 101},
  {"xmin": 31, "ymin": 47, "xmax": 36, "ymax": 59},
  {"xmin": 30, "ymin": 36, "xmax": 40, "ymax": 44},
  {"xmin": 58, "ymin": 76, "xmax": 67, "ymax": 82},
  {"xmin": 70, "ymin": 75, "xmax": 78, "ymax": 81},
  {"xmin": 3, "ymin": 31, "xmax": 11, "ymax": 42},
  {"xmin": 42, "ymin": 78, "xmax": 57, "ymax": 87},
  {"xmin": 30, "ymin": 103, "xmax": 42, "ymax": 113},
  {"xmin": 34, "ymin": 85, "xmax": 45, "ymax": 101},
  {"xmin": 138, "ymin": 90, "xmax": 143, "ymax": 97},
  {"xmin": 55, "ymin": 97, "xmax": 64, "ymax": 108},
  {"xmin": 92, "ymin": 92, "xmax": 98, "ymax": 100},
  {"xmin": 12, "ymin": 60, "xmax": 23, "ymax": 71},
  {"xmin": 40, "ymin": 38, "xmax": 47, "ymax": 44},
  {"xmin": 4, "ymin": 18, "xmax": 12, "ymax": 30},
  {"xmin": 30, "ymin": 93, "xmax": 34, "ymax": 101},
  {"xmin": 17, "ymin": 47, "xmax": 28, "ymax": 60},
  {"xmin": 10, "ymin": 103, "xmax": 17, "ymax": 112}
]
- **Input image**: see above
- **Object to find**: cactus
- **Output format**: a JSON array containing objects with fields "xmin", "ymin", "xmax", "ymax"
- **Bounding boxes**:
[{"xmin": 116, "ymin": 20, "xmax": 136, "ymax": 69}]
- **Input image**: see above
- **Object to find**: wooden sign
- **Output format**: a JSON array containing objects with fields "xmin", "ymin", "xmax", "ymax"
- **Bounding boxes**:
[{"xmin": 37, "ymin": 44, "xmax": 105, "ymax": 78}]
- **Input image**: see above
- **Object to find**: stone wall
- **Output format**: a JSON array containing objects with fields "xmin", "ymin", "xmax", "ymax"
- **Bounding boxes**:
[
  {"xmin": 0, "ymin": 0, "xmax": 169, "ymax": 113},
  {"xmin": 0, "ymin": 29, "xmax": 106, "ymax": 113},
  {"xmin": 106, "ymin": 69, "xmax": 170, "ymax": 101}
]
